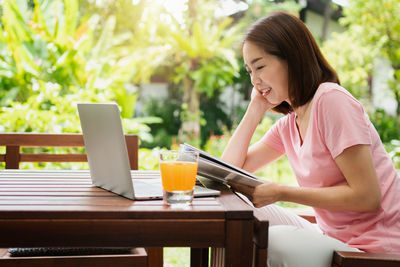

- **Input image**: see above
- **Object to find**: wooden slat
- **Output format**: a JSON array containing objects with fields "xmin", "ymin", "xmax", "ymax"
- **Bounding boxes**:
[
  {"xmin": 146, "ymin": 247, "xmax": 163, "ymax": 267},
  {"xmin": 0, "ymin": 191, "xmax": 117, "ymax": 197},
  {"xmin": 0, "ymin": 177, "xmax": 93, "ymax": 181},
  {"xmin": 0, "ymin": 205, "xmax": 225, "ymax": 216},
  {"xmin": 333, "ymin": 251, "xmax": 400, "ymax": 267},
  {"xmin": 0, "ymin": 133, "xmax": 85, "ymax": 147},
  {"xmin": 0, "ymin": 185, "xmax": 93, "ymax": 189},
  {"xmin": 0, "ymin": 250, "xmax": 148, "ymax": 267},
  {"xmin": 0, "ymin": 219, "xmax": 226, "ymax": 247},
  {"xmin": 253, "ymin": 244, "xmax": 267, "ymax": 267},
  {"xmin": 20, "ymin": 154, "xmax": 87, "ymax": 162},
  {"xmin": 5, "ymin": 145, "xmax": 19, "ymax": 169},
  {"xmin": 0, "ymin": 198, "xmax": 134, "ymax": 206},
  {"xmin": 125, "ymin": 135, "xmax": 138, "ymax": 170},
  {"xmin": 191, "ymin": 248, "xmax": 209, "ymax": 267},
  {"xmin": 0, "ymin": 198, "xmax": 222, "ymax": 208},
  {"xmin": 0, "ymin": 181, "xmax": 93, "ymax": 185},
  {"xmin": 0, "ymin": 187, "xmax": 106, "ymax": 192}
]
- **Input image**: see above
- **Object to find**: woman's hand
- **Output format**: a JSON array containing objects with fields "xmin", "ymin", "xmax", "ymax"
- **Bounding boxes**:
[
  {"xmin": 228, "ymin": 180, "xmax": 281, "ymax": 208},
  {"xmin": 249, "ymin": 87, "xmax": 276, "ymax": 114}
]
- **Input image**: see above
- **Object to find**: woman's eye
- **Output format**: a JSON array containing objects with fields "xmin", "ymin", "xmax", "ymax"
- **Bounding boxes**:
[{"xmin": 256, "ymin": 66, "xmax": 265, "ymax": 70}]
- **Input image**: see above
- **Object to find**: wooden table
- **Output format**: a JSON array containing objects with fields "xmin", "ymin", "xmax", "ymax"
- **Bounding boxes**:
[{"xmin": 0, "ymin": 170, "xmax": 254, "ymax": 267}]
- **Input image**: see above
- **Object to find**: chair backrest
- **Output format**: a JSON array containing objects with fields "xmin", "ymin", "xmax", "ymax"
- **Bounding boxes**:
[{"xmin": 0, "ymin": 133, "xmax": 138, "ymax": 170}]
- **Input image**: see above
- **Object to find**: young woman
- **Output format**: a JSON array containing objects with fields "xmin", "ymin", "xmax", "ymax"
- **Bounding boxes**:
[{"xmin": 221, "ymin": 11, "xmax": 400, "ymax": 267}]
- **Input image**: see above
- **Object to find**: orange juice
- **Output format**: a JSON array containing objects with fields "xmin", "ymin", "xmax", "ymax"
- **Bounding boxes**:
[{"xmin": 160, "ymin": 161, "xmax": 198, "ymax": 191}]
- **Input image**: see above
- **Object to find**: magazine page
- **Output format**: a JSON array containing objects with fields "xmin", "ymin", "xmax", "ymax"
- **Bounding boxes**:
[{"xmin": 181, "ymin": 143, "xmax": 263, "ymax": 187}]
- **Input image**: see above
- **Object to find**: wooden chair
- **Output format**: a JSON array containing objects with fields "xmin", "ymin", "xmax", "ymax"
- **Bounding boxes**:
[
  {"xmin": 0, "ymin": 133, "xmax": 163, "ymax": 267},
  {"xmin": 252, "ymin": 209, "xmax": 400, "ymax": 267}
]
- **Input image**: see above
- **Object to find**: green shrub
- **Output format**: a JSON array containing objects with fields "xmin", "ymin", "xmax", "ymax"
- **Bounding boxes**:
[
  {"xmin": 384, "ymin": 140, "xmax": 400, "ymax": 170},
  {"xmin": 139, "ymin": 98, "xmax": 181, "ymax": 149},
  {"xmin": 369, "ymin": 108, "xmax": 400, "ymax": 143},
  {"xmin": 0, "ymin": 0, "xmax": 159, "ymax": 169}
]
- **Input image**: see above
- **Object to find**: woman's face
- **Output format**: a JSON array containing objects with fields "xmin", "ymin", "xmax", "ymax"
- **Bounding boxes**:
[{"xmin": 243, "ymin": 41, "xmax": 289, "ymax": 105}]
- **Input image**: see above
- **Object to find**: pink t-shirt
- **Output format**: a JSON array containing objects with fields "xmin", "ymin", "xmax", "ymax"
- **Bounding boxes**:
[{"xmin": 262, "ymin": 82, "xmax": 400, "ymax": 253}]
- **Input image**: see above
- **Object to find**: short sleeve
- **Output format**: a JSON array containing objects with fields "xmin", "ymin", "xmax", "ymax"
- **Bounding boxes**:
[
  {"xmin": 261, "ymin": 116, "xmax": 286, "ymax": 154},
  {"xmin": 316, "ymin": 89, "xmax": 371, "ymax": 158}
]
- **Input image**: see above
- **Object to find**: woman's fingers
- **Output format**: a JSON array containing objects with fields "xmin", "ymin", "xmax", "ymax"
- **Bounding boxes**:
[
  {"xmin": 250, "ymin": 87, "xmax": 261, "ymax": 100},
  {"xmin": 229, "ymin": 180, "xmax": 280, "ymax": 208},
  {"xmin": 228, "ymin": 181, "xmax": 255, "ymax": 197}
]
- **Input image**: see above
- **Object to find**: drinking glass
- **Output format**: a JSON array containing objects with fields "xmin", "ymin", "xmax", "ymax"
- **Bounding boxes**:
[{"xmin": 159, "ymin": 150, "xmax": 199, "ymax": 207}]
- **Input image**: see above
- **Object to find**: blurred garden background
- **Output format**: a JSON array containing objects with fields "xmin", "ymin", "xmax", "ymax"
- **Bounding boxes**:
[{"xmin": 1, "ymin": 0, "xmax": 400, "ymax": 265}]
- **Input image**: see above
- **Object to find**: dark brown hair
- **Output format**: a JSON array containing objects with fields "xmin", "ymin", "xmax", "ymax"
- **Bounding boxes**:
[{"xmin": 243, "ymin": 11, "xmax": 339, "ymax": 114}]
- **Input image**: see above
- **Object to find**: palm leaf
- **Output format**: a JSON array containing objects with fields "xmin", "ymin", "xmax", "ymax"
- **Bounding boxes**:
[
  {"xmin": 91, "ymin": 16, "xmax": 117, "ymax": 58},
  {"xmin": 3, "ymin": 0, "xmax": 32, "ymax": 41},
  {"xmin": 32, "ymin": 0, "xmax": 52, "ymax": 39},
  {"xmin": 63, "ymin": 0, "xmax": 78, "ymax": 38}
]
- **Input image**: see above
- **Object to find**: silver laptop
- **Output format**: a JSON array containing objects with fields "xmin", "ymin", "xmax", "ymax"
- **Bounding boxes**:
[{"xmin": 77, "ymin": 103, "xmax": 220, "ymax": 200}]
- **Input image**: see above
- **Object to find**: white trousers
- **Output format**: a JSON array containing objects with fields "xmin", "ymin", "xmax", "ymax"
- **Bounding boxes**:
[{"xmin": 257, "ymin": 205, "xmax": 361, "ymax": 267}]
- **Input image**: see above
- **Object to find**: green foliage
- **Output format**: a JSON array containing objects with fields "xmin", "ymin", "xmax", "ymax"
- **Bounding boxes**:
[
  {"xmin": 385, "ymin": 140, "xmax": 400, "ymax": 170},
  {"xmin": 138, "ymin": 147, "xmax": 162, "ymax": 171},
  {"xmin": 204, "ymin": 114, "xmax": 275, "ymax": 155},
  {"xmin": 153, "ymin": 0, "xmax": 243, "ymax": 142},
  {"xmin": 321, "ymin": 0, "xmax": 400, "ymax": 146},
  {"xmin": 140, "ymin": 90, "xmax": 239, "ymax": 149},
  {"xmin": 79, "ymin": 0, "xmax": 146, "ymax": 35},
  {"xmin": 203, "ymin": 130, "xmax": 231, "ymax": 158},
  {"xmin": 189, "ymin": 57, "xmax": 239, "ymax": 98},
  {"xmin": 0, "ymin": 0, "xmax": 157, "ymax": 142},
  {"xmin": 200, "ymin": 96, "xmax": 232, "ymax": 147},
  {"xmin": 338, "ymin": 0, "xmax": 400, "ymax": 115},
  {"xmin": 322, "ymin": 31, "xmax": 377, "ymax": 99},
  {"xmin": 139, "ymin": 97, "xmax": 182, "ymax": 149},
  {"xmin": 241, "ymin": 0, "xmax": 301, "ymax": 24},
  {"xmin": 369, "ymin": 108, "xmax": 400, "ymax": 143},
  {"xmin": 0, "ymin": 0, "xmax": 164, "ymax": 172},
  {"xmin": 164, "ymin": 247, "xmax": 191, "ymax": 267}
]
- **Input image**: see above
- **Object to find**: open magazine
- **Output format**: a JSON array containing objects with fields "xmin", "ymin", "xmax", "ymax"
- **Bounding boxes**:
[{"xmin": 181, "ymin": 143, "xmax": 263, "ymax": 187}]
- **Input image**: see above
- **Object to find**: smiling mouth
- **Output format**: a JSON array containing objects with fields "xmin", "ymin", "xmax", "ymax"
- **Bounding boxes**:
[{"xmin": 261, "ymin": 87, "xmax": 272, "ymax": 97}]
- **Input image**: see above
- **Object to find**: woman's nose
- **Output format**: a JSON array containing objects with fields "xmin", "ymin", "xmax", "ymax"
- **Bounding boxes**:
[{"xmin": 251, "ymin": 73, "xmax": 260, "ymax": 86}]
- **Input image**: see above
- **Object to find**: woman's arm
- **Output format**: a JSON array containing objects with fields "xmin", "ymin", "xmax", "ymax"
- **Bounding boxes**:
[
  {"xmin": 221, "ymin": 88, "xmax": 282, "ymax": 171},
  {"xmin": 232, "ymin": 144, "xmax": 381, "ymax": 212}
]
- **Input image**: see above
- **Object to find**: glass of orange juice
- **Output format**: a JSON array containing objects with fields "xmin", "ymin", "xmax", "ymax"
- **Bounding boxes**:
[{"xmin": 159, "ymin": 150, "xmax": 199, "ymax": 207}]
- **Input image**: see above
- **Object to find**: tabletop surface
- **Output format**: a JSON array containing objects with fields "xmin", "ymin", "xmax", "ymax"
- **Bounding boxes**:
[{"xmin": 0, "ymin": 170, "xmax": 253, "ymax": 220}]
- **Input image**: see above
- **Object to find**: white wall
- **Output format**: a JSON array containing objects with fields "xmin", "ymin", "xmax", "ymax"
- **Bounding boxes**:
[
  {"xmin": 372, "ymin": 58, "xmax": 397, "ymax": 116},
  {"xmin": 135, "ymin": 83, "xmax": 169, "ymax": 115}
]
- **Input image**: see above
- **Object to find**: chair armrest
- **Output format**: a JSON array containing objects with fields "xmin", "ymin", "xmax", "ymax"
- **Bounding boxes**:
[{"xmin": 333, "ymin": 251, "xmax": 400, "ymax": 267}]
